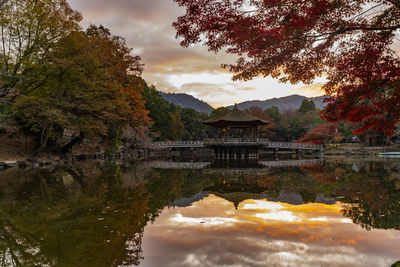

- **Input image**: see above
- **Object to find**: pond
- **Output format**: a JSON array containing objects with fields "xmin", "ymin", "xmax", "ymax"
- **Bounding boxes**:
[{"xmin": 0, "ymin": 158, "xmax": 399, "ymax": 266}]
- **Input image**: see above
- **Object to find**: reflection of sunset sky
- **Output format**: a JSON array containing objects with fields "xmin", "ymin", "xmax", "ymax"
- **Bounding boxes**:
[{"xmin": 140, "ymin": 195, "xmax": 400, "ymax": 267}]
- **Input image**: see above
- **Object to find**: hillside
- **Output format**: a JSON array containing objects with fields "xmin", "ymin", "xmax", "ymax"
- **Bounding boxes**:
[
  {"xmin": 228, "ymin": 95, "xmax": 328, "ymax": 112},
  {"xmin": 160, "ymin": 91, "xmax": 328, "ymax": 114},
  {"xmin": 159, "ymin": 92, "xmax": 214, "ymax": 113}
]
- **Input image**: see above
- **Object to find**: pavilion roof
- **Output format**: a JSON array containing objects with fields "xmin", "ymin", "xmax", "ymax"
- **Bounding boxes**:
[{"xmin": 203, "ymin": 106, "xmax": 269, "ymax": 127}]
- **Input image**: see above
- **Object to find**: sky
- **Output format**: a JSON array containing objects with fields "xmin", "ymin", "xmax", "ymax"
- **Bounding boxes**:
[{"xmin": 67, "ymin": 0, "xmax": 325, "ymax": 107}]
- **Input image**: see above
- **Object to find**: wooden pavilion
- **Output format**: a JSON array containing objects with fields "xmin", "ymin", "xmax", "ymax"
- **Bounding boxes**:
[
  {"xmin": 203, "ymin": 105, "xmax": 269, "ymax": 138},
  {"xmin": 203, "ymin": 105, "xmax": 269, "ymax": 159}
]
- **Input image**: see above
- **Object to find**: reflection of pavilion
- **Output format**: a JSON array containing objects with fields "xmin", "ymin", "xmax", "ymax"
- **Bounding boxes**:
[
  {"xmin": 202, "ymin": 172, "xmax": 335, "ymax": 209},
  {"xmin": 202, "ymin": 170, "xmax": 275, "ymax": 209},
  {"xmin": 204, "ymin": 189, "xmax": 336, "ymax": 209}
]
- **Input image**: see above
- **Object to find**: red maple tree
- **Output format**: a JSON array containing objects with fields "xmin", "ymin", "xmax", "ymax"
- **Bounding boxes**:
[
  {"xmin": 173, "ymin": 0, "xmax": 400, "ymax": 135},
  {"xmin": 298, "ymin": 123, "xmax": 338, "ymax": 144}
]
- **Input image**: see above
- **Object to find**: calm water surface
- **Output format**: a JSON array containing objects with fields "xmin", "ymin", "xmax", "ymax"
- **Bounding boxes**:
[{"xmin": 0, "ymin": 158, "xmax": 399, "ymax": 266}]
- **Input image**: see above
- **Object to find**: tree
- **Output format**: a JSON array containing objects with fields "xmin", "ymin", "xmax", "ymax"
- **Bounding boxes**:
[
  {"xmin": 14, "ymin": 27, "xmax": 150, "ymax": 153},
  {"xmin": 299, "ymin": 123, "xmax": 339, "ymax": 144},
  {"xmin": 209, "ymin": 107, "xmax": 230, "ymax": 119},
  {"xmin": 173, "ymin": 0, "xmax": 400, "ymax": 135},
  {"xmin": 168, "ymin": 112, "xmax": 185, "ymax": 140},
  {"xmin": 142, "ymin": 83, "xmax": 185, "ymax": 141},
  {"xmin": 0, "ymin": 0, "xmax": 82, "ymax": 98},
  {"xmin": 298, "ymin": 99, "xmax": 316, "ymax": 114},
  {"xmin": 247, "ymin": 106, "xmax": 276, "ymax": 138},
  {"xmin": 179, "ymin": 108, "xmax": 208, "ymax": 140},
  {"xmin": 264, "ymin": 106, "xmax": 282, "ymax": 124}
]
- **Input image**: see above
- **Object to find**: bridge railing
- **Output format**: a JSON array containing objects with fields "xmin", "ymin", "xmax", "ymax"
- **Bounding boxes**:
[
  {"xmin": 203, "ymin": 138, "xmax": 259, "ymax": 144},
  {"xmin": 203, "ymin": 138, "xmax": 323, "ymax": 150},
  {"xmin": 145, "ymin": 140, "xmax": 204, "ymax": 148}
]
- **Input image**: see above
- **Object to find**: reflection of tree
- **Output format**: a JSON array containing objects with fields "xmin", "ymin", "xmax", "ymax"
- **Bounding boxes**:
[
  {"xmin": 0, "ymin": 160, "xmax": 399, "ymax": 265},
  {"xmin": 265, "ymin": 166, "xmax": 329, "ymax": 202},
  {"xmin": 338, "ymin": 169, "xmax": 400, "ymax": 231},
  {"xmin": 0, "ymin": 165, "xmax": 217, "ymax": 266},
  {"xmin": 145, "ymin": 169, "xmax": 214, "ymax": 221},
  {"xmin": 0, "ymin": 163, "xmax": 153, "ymax": 266}
]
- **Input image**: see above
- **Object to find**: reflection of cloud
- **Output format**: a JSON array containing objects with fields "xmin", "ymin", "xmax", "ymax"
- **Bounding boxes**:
[
  {"xmin": 140, "ymin": 195, "xmax": 400, "ymax": 267},
  {"xmin": 170, "ymin": 214, "xmax": 239, "ymax": 226},
  {"xmin": 255, "ymin": 211, "xmax": 301, "ymax": 223},
  {"xmin": 243, "ymin": 201, "xmax": 283, "ymax": 210}
]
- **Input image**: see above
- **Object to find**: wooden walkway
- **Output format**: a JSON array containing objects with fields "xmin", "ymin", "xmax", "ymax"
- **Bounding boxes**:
[{"xmin": 144, "ymin": 138, "xmax": 323, "ymax": 151}]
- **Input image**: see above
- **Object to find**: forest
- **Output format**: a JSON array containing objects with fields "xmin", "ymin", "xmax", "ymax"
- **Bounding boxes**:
[{"xmin": 0, "ymin": 0, "xmax": 395, "ymax": 158}]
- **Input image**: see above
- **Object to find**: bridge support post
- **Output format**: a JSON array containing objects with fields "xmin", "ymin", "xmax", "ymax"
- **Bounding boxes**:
[
  {"xmin": 273, "ymin": 148, "xmax": 278, "ymax": 161},
  {"xmin": 295, "ymin": 149, "xmax": 300, "ymax": 159}
]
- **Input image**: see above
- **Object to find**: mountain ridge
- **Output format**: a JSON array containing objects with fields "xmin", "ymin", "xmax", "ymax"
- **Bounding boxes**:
[
  {"xmin": 159, "ymin": 92, "xmax": 214, "ymax": 113},
  {"xmin": 227, "ymin": 94, "xmax": 328, "ymax": 112},
  {"xmin": 159, "ymin": 91, "xmax": 328, "ymax": 113}
]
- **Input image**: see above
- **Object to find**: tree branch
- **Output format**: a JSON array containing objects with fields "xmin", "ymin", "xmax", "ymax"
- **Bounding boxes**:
[{"xmin": 300, "ymin": 24, "xmax": 400, "ymax": 40}]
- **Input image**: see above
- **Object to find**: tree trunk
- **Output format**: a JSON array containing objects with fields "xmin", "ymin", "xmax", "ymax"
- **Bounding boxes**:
[
  {"xmin": 61, "ymin": 132, "xmax": 84, "ymax": 154},
  {"xmin": 32, "ymin": 126, "xmax": 49, "ymax": 157}
]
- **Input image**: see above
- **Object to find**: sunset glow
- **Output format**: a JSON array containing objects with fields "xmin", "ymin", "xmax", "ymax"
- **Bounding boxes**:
[
  {"xmin": 68, "ymin": 0, "xmax": 325, "ymax": 107},
  {"xmin": 141, "ymin": 194, "xmax": 400, "ymax": 267}
]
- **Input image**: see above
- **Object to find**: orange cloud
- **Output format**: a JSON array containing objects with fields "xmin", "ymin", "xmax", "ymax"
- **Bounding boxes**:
[{"xmin": 294, "ymin": 83, "xmax": 325, "ymax": 96}]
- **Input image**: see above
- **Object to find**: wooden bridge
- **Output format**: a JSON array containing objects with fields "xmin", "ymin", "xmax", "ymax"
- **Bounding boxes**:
[{"xmin": 144, "ymin": 138, "xmax": 323, "ymax": 151}]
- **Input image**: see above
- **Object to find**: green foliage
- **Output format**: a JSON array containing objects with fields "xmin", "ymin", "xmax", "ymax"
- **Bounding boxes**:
[
  {"xmin": 180, "ymin": 108, "xmax": 208, "ymax": 140},
  {"xmin": 142, "ymin": 83, "xmax": 213, "ymax": 141},
  {"xmin": 264, "ymin": 106, "xmax": 282, "ymax": 124},
  {"xmin": 337, "ymin": 122, "xmax": 358, "ymax": 142},
  {"xmin": 0, "ymin": 0, "xmax": 82, "ymax": 98},
  {"xmin": 10, "ymin": 26, "xmax": 149, "ymax": 152},
  {"xmin": 0, "ymin": 102, "xmax": 12, "ymax": 124},
  {"xmin": 105, "ymin": 127, "xmax": 123, "ymax": 156},
  {"xmin": 272, "ymin": 109, "xmax": 323, "ymax": 141},
  {"xmin": 298, "ymin": 99, "xmax": 316, "ymax": 114},
  {"xmin": 209, "ymin": 107, "xmax": 230, "ymax": 119},
  {"xmin": 142, "ymin": 83, "xmax": 178, "ymax": 140}
]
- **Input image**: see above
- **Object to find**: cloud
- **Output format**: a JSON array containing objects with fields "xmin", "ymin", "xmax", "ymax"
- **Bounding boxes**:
[
  {"xmin": 67, "ymin": 0, "xmax": 331, "ymax": 106},
  {"xmin": 68, "ymin": 0, "xmax": 235, "ymax": 77},
  {"xmin": 294, "ymin": 83, "xmax": 325, "ymax": 96},
  {"xmin": 180, "ymin": 83, "xmax": 235, "ymax": 98},
  {"xmin": 239, "ymin": 87, "xmax": 259, "ymax": 92}
]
